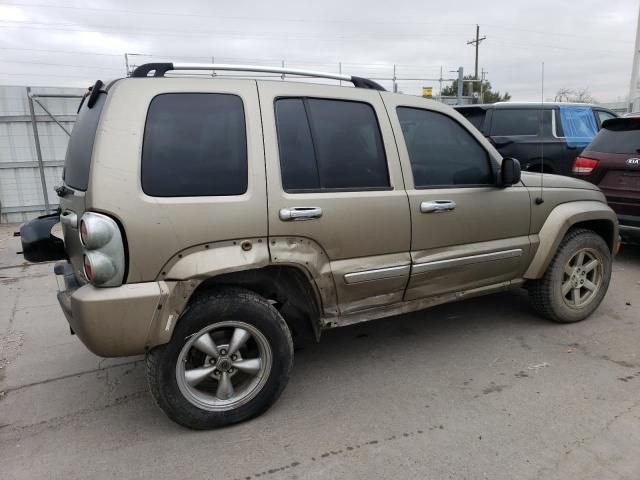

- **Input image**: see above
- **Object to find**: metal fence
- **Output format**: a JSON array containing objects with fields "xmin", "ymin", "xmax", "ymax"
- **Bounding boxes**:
[
  {"xmin": 0, "ymin": 60, "xmax": 470, "ymax": 224},
  {"xmin": 0, "ymin": 86, "xmax": 83, "ymax": 223},
  {"xmin": 1, "ymin": 58, "xmax": 630, "ymax": 223}
]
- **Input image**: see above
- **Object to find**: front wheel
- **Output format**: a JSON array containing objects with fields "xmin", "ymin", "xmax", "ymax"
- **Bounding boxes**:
[
  {"xmin": 146, "ymin": 287, "xmax": 293, "ymax": 429},
  {"xmin": 529, "ymin": 228, "xmax": 612, "ymax": 323}
]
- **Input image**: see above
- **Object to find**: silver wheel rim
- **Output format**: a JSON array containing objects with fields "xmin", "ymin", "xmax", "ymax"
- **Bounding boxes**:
[
  {"xmin": 561, "ymin": 248, "xmax": 603, "ymax": 309},
  {"xmin": 176, "ymin": 321, "xmax": 272, "ymax": 412}
]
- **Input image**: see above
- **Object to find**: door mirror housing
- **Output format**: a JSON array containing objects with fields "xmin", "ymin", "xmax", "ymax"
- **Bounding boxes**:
[{"xmin": 499, "ymin": 157, "xmax": 522, "ymax": 187}]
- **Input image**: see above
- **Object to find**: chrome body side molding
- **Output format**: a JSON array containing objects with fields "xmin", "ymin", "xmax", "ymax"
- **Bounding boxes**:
[
  {"xmin": 412, "ymin": 249, "xmax": 523, "ymax": 275},
  {"xmin": 344, "ymin": 265, "xmax": 411, "ymax": 284}
]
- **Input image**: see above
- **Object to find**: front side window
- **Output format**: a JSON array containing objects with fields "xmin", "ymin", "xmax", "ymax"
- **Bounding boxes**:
[
  {"xmin": 142, "ymin": 93, "xmax": 247, "ymax": 197},
  {"xmin": 596, "ymin": 110, "xmax": 617, "ymax": 125},
  {"xmin": 275, "ymin": 98, "xmax": 389, "ymax": 191},
  {"xmin": 397, "ymin": 107, "xmax": 493, "ymax": 187}
]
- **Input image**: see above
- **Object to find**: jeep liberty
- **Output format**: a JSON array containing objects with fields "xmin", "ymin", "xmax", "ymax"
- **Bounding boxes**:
[{"xmin": 20, "ymin": 63, "xmax": 618, "ymax": 429}]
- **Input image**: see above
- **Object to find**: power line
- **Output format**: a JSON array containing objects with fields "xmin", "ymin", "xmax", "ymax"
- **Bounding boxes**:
[
  {"xmin": 1, "ymin": 1, "xmax": 632, "ymax": 45},
  {"xmin": 0, "ymin": 59, "xmax": 122, "ymax": 71},
  {"xmin": 0, "ymin": 21, "xmax": 472, "ymax": 41},
  {"xmin": 0, "ymin": 2, "xmax": 476, "ymax": 28},
  {"xmin": 0, "ymin": 46, "xmax": 123, "ymax": 56}
]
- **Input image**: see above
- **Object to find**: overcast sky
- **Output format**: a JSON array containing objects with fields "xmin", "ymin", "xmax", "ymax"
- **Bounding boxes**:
[{"xmin": 0, "ymin": 0, "xmax": 638, "ymax": 102}]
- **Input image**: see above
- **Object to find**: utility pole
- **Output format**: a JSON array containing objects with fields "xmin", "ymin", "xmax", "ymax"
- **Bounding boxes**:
[
  {"xmin": 467, "ymin": 25, "xmax": 486, "ymax": 80},
  {"xmin": 629, "ymin": 5, "xmax": 640, "ymax": 111},
  {"xmin": 456, "ymin": 66, "xmax": 464, "ymax": 105}
]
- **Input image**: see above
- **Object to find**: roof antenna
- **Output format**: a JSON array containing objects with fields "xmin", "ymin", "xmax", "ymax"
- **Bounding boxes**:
[{"xmin": 535, "ymin": 61, "xmax": 545, "ymax": 205}]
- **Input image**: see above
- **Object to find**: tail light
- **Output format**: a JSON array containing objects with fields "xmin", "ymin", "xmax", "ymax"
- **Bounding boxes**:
[
  {"xmin": 79, "ymin": 212, "xmax": 125, "ymax": 287},
  {"xmin": 572, "ymin": 156, "xmax": 598, "ymax": 175},
  {"xmin": 80, "ymin": 219, "xmax": 88, "ymax": 245},
  {"xmin": 83, "ymin": 254, "xmax": 93, "ymax": 282}
]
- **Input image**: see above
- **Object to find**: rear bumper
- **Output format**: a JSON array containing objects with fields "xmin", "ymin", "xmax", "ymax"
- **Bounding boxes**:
[{"xmin": 55, "ymin": 262, "xmax": 164, "ymax": 357}]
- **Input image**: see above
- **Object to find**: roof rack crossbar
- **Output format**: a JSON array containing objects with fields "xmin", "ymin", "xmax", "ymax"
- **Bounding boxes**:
[{"xmin": 130, "ymin": 62, "xmax": 386, "ymax": 91}]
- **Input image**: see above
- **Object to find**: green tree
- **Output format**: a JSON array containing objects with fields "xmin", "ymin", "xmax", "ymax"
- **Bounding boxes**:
[{"xmin": 440, "ymin": 75, "xmax": 511, "ymax": 104}]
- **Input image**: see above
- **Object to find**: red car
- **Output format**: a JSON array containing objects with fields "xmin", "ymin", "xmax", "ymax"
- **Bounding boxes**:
[{"xmin": 573, "ymin": 117, "xmax": 640, "ymax": 242}]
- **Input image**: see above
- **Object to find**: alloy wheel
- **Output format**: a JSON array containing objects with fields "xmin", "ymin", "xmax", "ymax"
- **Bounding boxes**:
[
  {"xmin": 176, "ymin": 321, "xmax": 272, "ymax": 411},
  {"xmin": 561, "ymin": 248, "xmax": 603, "ymax": 309}
]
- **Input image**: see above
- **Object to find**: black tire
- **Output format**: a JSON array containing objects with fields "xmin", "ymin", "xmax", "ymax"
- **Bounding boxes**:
[
  {"xmin": 529, "ymin": 228, "xmax": 612, "ymax": 323},
  {"xmin": 146, "ymin": 287, "xmax": 293, "ymax": 429}
]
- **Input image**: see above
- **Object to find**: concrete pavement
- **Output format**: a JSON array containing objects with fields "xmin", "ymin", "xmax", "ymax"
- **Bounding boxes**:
[{"xmin": 1, "ymin": 223, "xmax": 639, "ymax": 480}]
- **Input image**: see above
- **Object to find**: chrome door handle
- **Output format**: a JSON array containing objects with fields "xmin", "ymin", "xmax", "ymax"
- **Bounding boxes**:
[
  {"xmin": 279, "ymin": 207, "xmax": 323, "ymax": 221},
  {"xmin": 420, "ymin": 200, "xmax": 457, "ymax": 213}
]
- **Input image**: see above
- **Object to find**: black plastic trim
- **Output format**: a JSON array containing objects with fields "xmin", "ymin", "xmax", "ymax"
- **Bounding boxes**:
[
  {"xmin": 350, "ymin": 76, "xmax": 386, "ymax": 91},
  {"xmin": 285, "ymin": 186, "xmax": 394, "ymax": 194},
  {"xmin": 131, "ymin": 63, "xmax": 175, "ymax": 77}
]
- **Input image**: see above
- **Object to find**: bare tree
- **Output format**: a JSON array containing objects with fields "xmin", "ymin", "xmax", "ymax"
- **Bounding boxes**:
[{"xmin": 554, "ymin": 87, "xmax": 596, "ymax": 104}]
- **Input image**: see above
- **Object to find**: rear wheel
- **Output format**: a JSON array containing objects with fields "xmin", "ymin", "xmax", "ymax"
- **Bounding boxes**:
[
  {"xmin": 529, "ymin": 228, "xmax": 612, "ymax": 323},
  {"xmin": 146, "ymin": 287, "xmax": 293, "ymax": 429}
]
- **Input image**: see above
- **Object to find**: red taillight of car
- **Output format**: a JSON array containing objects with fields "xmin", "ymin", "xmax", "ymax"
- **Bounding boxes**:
[
  {"xmin": 78, "ymin": 212, "xmax": 125, "ymax": 287},
  {"xmin": 83, "ymin": 254, "xmax": 93, "ymax": 282},
  {"xmin": 572, "ymin": 156, "xmax": 599, "ymax": 175},
  {"xmin": 79, "ymin": 219, "xmax": 88, "ymax": 246}
]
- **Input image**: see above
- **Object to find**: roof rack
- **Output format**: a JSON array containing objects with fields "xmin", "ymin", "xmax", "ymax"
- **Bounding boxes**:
[{"xmin": 130, "ymin": 62, "xmax": 386, "ymax": 91}]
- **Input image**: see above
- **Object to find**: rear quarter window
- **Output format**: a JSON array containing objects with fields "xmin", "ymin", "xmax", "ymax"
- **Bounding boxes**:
[{"xmin": 141, "ymin": 93, "xmax": 247, "ymax": 197}]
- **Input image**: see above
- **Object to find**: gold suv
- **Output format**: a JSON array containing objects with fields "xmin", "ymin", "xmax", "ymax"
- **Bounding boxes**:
[{"xmin": 20, "ymin": 63, "xmax": 618, "ymax": 429}]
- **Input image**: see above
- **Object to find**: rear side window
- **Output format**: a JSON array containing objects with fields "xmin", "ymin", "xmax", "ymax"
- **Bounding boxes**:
[
  {"xmin": 397, "ymin": 107, "xmax": 493, "ymax": 187},
  {"xmin": 491, "ymin": 109, "xmax": 542, "ymax": 136},
  {"xmin": 557, "ymin": 105, "xmax": 598, "ymax": 148},
  {"xmin": 142, "ymin": 93, "xmax": 247, "ymax": 197},
  {"xmin": 275, "ymin": 98, "xmax": 389, "ymax": 191},
  {"xmin": 63, "ymin": 92, "xmax": 107, "ymax": 191},
  {"xmin": 588, "ymin": 128, "xmax": 640, "ymax": 155}
]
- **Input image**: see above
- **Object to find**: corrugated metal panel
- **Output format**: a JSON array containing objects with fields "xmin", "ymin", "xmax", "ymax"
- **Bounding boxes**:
[{"xmin": 0, "ymin": 85, "xmax": 83, "ymax": 223}]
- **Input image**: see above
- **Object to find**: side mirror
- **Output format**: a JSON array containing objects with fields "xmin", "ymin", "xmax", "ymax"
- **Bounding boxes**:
[{"xmin": 499, "ymin": 157, "xmax": 522, "ymax": 187}]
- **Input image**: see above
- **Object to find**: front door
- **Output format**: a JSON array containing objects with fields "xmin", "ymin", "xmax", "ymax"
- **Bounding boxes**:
[
  {"xmin": 382, "ymin": 93, "xmax": 532, "ymax": 300},
  {"xmin": 258, "ymin": 82, "xmax": 411, "ymax": 315}
]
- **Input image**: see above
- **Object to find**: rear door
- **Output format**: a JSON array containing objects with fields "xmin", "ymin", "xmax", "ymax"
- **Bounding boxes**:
[
  {"xmin": 258, "ymin": 81, "xmax": 411, "ymax": 315},
  {"xmin": 382, "ymin": 93, "xmax": 532, "ymax": 300}
]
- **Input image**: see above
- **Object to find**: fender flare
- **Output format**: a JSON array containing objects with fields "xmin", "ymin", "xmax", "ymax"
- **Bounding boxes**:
[
  {"xmin": 144, "ymin": 236, "xmax": 338, "ymax": 349},
  {"xmin": 523, "ymin": 201, "xmax": 618, "ymax": 279}
]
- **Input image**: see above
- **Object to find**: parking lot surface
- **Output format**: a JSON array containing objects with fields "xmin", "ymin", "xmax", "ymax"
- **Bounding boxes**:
[{"xmin": 1, "ymin": 223, "xmax": 639, "ymax": 480}]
